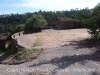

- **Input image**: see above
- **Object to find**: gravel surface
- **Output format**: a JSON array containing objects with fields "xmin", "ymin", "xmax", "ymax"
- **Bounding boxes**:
[
  {"xmin": 0, "ymin": 28, "xmax": 100, "ymax": 75},
  {"xmin": 32, "ymin": 28, "xmax": 90, "ymax": 49},
  {"xmin": 16, "ymin": 28, "xmax": 90, "ymax": 49},
  {"xmin": 0, "ymin": 44, "xmax": 100, "ymax": 75}
]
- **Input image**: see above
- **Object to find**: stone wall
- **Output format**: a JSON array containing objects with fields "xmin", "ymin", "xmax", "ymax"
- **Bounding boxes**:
[{"xmin": 11, "ymin": 31, "xmax": 24, "ymax": 51}]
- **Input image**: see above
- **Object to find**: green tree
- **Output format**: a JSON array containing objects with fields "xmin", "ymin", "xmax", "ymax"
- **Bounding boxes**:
[
  {"xmin": 14, "ymin": 24, "xmax": 25, "ymax": 33},
  {"xmin": 78, "ymin": 3, "xmax": 100, "ymax": 39},
  {"xmin": 25, "ymin": 14, "xmax": 47, "ymax": 32},
  {"xmin": 88, "ymin": 3, "xmax": 100, "ymax": 38}
]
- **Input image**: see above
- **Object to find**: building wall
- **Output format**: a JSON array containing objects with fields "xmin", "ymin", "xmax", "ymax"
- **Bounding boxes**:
[
  {"xmin": 47, "ymin": 19, "xmax": 82, "ymax": 29},
  {"xmin": 47, "ymin": 20, "xmax": 59, "ymax": 28},
  {"xmin": 59, "ymin": 20, "xmax": 82, "ymax": 29},
  {"xmin": 48, "ymin": 20, "xmax": 59, "ymax": 25}
]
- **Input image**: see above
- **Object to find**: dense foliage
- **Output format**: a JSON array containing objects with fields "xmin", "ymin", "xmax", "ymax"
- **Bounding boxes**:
[
  {"xmin": 0, "ymin": 8, "xmax": 91, "ymax": 34},
  {"xmin": 25, "ymin": 14, "xmax": 47, "ymax": 32},
  {"xmin": 77, "ymin": 2, "xmax": 100, "ymax": 39},
  {"xmin": 13, "ymin": 24, "xmax": 25, "ymax": 33}
]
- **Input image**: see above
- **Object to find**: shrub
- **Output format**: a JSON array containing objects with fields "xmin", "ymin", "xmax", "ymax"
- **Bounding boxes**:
[
  {"xmin": 13, "ymin": 24, "xmax": 25, "ymax": 33},
  {"xmin": 25, "ymin": 14, "xmax": 47, "ymax": 32},
  {"xmin": 16, "ymin": 48, "xmax": 43, "ymax": 60}
]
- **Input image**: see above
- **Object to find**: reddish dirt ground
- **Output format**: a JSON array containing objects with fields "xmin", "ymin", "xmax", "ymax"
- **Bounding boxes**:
[
  {"xmin": 1, "ymin": 28, "xmax": 100, "ymax": 75},
  {"xmin": 32, "ymin": 28, "xmax": 90, "ymax": 48}
]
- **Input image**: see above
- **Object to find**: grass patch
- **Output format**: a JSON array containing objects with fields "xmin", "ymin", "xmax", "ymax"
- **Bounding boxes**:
[
  {"xmin": 16, "ymin": 48, "xmax": 43, "ymax": 60},
  {"xmin": 33, "ymin": 37, "xmax": 43, "ymax": 47},
  {"xmin": 0, "ymin": 47, "xmax": 43, "ymax": 65}
]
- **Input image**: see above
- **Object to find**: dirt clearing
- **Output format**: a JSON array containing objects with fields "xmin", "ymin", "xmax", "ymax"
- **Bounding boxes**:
[{"xmin": 33, "ymin": 28, "xmax": 90, "ymax": 48}]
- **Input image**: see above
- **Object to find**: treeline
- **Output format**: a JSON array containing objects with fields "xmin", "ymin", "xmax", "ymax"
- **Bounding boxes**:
[{"xmin": 0, "ymin": 8, "xmax": 91, "ymax": 34}]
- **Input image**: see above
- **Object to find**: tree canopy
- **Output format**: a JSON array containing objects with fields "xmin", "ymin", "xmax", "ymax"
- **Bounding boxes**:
[
  {"xmin": 0, "ymin": 8, "xmax": 91, "ymax": 34},
  {"xmin": 77, "ymin": 2, "xmax": 100, "ymax": 38},
  {"xmin": 13, "ymin": 24, "xmax": 25, "ymax": 33},
  {"xmin": 25, "ymin": 14, "xmax": 47, "ymax": 32}
]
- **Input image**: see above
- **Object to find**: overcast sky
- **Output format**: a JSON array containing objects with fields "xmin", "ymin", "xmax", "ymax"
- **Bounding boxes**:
[{"xmin": 0, "ymin": 0, "xmax": 100, "ymax": 15}]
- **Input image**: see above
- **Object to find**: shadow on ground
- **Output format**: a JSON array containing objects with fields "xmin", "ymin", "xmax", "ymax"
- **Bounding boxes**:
[
  {"xmin": 29, "ymin": 40, "xmax": 100, "ymax": 69},
  {"xmin": 0, "ymin": 49, "xmax": 15, "ymax": 64},
  {"xmin": 0, "ymin": 51, "xmax": 9, "ymax": 63},
  {"xmin": 92, "ymin": 72, "xmax": 100, "ymax": 75}
]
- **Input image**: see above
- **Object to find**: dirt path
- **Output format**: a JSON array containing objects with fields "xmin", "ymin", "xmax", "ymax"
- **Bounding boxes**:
[
  {"xmin": 0, "ymin": 44, "xmax": 100, "ymax": 75},
  {"xmin": 0, "ymin": 28, "xmax": 100, "ymax": 75}
]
